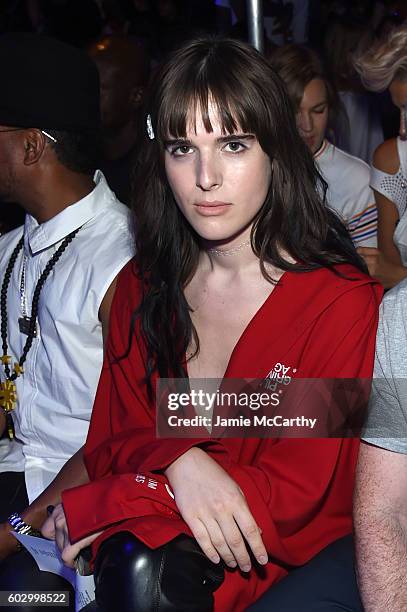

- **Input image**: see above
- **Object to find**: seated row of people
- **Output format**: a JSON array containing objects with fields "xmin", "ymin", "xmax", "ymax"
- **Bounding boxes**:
[
  {"xmin": 0, "ymin": 27, "xmax": 405, "ymax": 612},
  {"xmin": 269, "ymin": 28, "xmax": 407, "ymax": 293},
  {"xmin": 269, "ymin": 43, "xmax": 377, "ymax": 249}
]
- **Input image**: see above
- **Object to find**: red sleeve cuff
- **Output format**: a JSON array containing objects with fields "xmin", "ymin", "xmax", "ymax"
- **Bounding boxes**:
[{"xmin": 62, "ymin": 471, "xmax": 179, "ymax": 543}]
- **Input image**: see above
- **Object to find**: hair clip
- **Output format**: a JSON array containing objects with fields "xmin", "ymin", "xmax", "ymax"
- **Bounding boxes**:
[{"xmin": 146, "ymin": 114, "xmax": 155, "ymax": 140}]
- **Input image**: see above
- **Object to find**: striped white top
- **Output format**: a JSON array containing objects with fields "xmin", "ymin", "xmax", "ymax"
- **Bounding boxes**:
[{"xmin": 315, "ymin": 140, "xmax": 378, "ymax": 247}]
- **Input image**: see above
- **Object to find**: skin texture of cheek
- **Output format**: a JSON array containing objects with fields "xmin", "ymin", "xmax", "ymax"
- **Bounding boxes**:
[
  {"xmin": 0, "ymin": 170, "xmax": 17, "ymax": 202},
  {"xmin": 0, "ymin": 155, "xmax": 18, "ymax": 202},
  {"xmin": 166, "ymin": 157, "xmax": 271, "ymax": 244}
]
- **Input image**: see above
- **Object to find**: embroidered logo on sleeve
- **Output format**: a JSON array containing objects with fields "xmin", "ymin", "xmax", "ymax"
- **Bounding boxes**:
[
  {"xmin": 134, "ymin": 473, "xmax": 175, "ymax": 499},
  {"xmin": 135, "ymin": 473, "xmax": 158, "ymax": 489}
]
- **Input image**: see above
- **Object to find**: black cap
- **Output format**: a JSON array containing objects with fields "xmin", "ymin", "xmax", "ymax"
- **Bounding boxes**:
[{"xmin": 0, "ymin": 32, "xmax": 101, "ymax": 132}]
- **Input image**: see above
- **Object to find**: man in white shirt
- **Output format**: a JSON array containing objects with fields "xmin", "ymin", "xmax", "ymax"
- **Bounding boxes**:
[{"xmin": 0, "ymin": 32, "xmax": 134, "ymax": 602}]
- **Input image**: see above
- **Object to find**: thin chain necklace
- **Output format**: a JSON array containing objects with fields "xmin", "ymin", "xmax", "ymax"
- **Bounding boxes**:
[
  {"xmin": 0, "ymin": 228, "xmax": 81, "ymax": 439},
  {"xmin": 207, "ymin": 239, "xmax": 251, "ymax": 256}
]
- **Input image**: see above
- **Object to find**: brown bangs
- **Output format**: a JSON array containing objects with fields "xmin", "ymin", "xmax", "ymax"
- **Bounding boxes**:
[
  {"xmin": 155, "ymin": 38, "xmax": 270, "ymax": 141},
  {"xmin": 269, "ymin": 45, "xmax": 327, "ymax": 109}
]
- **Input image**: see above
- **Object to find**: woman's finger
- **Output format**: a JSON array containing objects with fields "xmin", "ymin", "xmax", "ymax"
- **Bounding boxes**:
[
  {"xmin": 234, "ymin": 506, "xmax": 268, "ymax": 567},
  {"xmin": 205, "ymin": 518, "xmax": 237, "ymax": 568},
  {"xmin": 54, "ymin": 524, "xmax": 67, "ymax": 556},
  {"xmin": 60, "ymin": 542, "xmax": 81, "ymax": 568},
  {"xmin": 188, "ymin": 516, "xmax": 221, "ymax": 565},
  {"xmin": 216, "ymin": 516, "xmax": 251, "ymax": 571},
  {"xmin": 53, "ymin": 509, "xmax": 70, "ymax": 556}
]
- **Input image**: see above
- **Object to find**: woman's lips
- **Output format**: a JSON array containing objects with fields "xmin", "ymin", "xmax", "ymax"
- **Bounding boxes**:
[{"xmin": 194, "ymin": 201, "xmax": 232, "ymax": 216}]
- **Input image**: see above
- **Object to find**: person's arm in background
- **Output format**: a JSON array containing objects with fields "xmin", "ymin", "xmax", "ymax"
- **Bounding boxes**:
[
  {"xmin": 0, "ymin": 446, "xmax": 89, "ymax": 561},
  {"xmin": 0, "ymin": 277, "xmax": 117, "ymax": 560},
  {"xmin": 346, "ymin": 164, "xmax": 377, "ymax": 248},
  {"xmin": 358, "ymin": 140, "xmax": 407, "ymax": 287},
  {"xmin": 354, "ymin": 443, "xmax": 407, "ymax": 611},
  {"xmin": 354, "ymin": 282, "xmax": 407, "ymax": 610}
]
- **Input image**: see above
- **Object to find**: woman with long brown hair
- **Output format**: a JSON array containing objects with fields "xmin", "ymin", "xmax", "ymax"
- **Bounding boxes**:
[
  {"xmin": 43, "ymin": 37, "xmax": 381, "ymax": 611},
  {"xmin": 269, "ymin": 43, "xmax": 378, "ymax": 249}
]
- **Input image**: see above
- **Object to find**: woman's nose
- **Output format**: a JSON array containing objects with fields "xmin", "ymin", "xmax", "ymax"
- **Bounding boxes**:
[
  {"xmin": 297, "ymin": 112, "xmax": 313, "ymax": 133},
  {"xmin": 196, "ymin": 153, "xmax": 221, "ymax": 191}
]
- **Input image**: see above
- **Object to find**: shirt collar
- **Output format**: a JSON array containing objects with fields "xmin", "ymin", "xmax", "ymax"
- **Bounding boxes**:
[
  {"xmin": 24, "ymin": 171, "xmax": 115, "ymax": 255},
  {"xmin": 313, "ymin": 139, "xmax": 329, "ymax": 161}
]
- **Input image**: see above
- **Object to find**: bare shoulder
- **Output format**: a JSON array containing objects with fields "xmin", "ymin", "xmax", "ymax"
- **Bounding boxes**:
[{"xmin": 372, "ymin": 138, "xmax": 399, "ymax": 174}]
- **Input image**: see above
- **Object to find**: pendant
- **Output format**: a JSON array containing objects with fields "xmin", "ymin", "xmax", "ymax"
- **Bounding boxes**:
[
  {"xmin": 18, "ymin": 316, "xmax": 37, "ymax": 337},
  {"xmin": 0, "ymin": 380, "xmax": 17, "ymax": 413},
  {"xmin": 5, "ymin": 413, "xmax": 15, "ymax": 440},
  {"xmin": 13, "ymin": 363, "xmax": 24, "ymax": 376}
]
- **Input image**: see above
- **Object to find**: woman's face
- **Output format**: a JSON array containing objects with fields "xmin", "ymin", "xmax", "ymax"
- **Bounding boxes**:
[
  {"xmin": 164, "ymin": 104, "xmax": 272, "ymax": 247},
  {"xmin": 296, "ymin": 78, "xmax": 329, "ymax": 155}
]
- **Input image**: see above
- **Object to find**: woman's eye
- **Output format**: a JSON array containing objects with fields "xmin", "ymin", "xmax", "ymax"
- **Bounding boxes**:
[
  {"xmin": 313, "ymin": 106, "xmax": 327, "ymax": 114},
  {"xmin": 170, "ymin": 145, "xmax": 193, "ymax": 156},
  {"xmin": 224, "ymin": 141, "xmax": 245, "ymax": 152}
]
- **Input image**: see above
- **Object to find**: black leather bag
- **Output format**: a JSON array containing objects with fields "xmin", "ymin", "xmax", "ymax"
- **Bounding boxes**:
[{"xmin": 92, "ymin": 532, "xmax": 225, "ymax": 612}]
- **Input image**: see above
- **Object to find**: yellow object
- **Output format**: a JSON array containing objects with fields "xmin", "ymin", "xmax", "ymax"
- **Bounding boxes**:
[
  {"xmin": 6, "ymin": 414, "xmax": 14, "ymax": 440},
  {"xmin": 0, "ymin": 380, "xmax": 17, "ymax": 413},
  {"xmin": 13, "ymin": 363, "xmax": 24, "ymax": 377}
]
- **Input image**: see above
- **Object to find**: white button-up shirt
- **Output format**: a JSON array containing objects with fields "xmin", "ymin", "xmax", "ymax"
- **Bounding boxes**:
[{"xmin": 0, "ymin": 171, "xmax": 134, "ymax": 502}]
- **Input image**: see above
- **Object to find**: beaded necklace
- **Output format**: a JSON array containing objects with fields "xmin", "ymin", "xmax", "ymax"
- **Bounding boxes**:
[{"xmin": 0, "ymin": 228, "xmax": 81, "ymax": 439}]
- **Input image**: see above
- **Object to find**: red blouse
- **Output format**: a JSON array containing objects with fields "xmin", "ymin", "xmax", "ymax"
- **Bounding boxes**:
[{"xmin": 62, "ymin": 261, "xmax": 382, "ymax": 611}]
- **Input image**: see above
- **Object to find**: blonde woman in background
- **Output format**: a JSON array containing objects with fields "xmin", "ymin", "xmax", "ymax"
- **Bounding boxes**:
[
  {"xmin": 323, "ymin": 17, "xmax": 383, "ymax": 164},
  {"xmin": 355, "ymin": 25, "xmax": 407, "ymax": 289}
]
